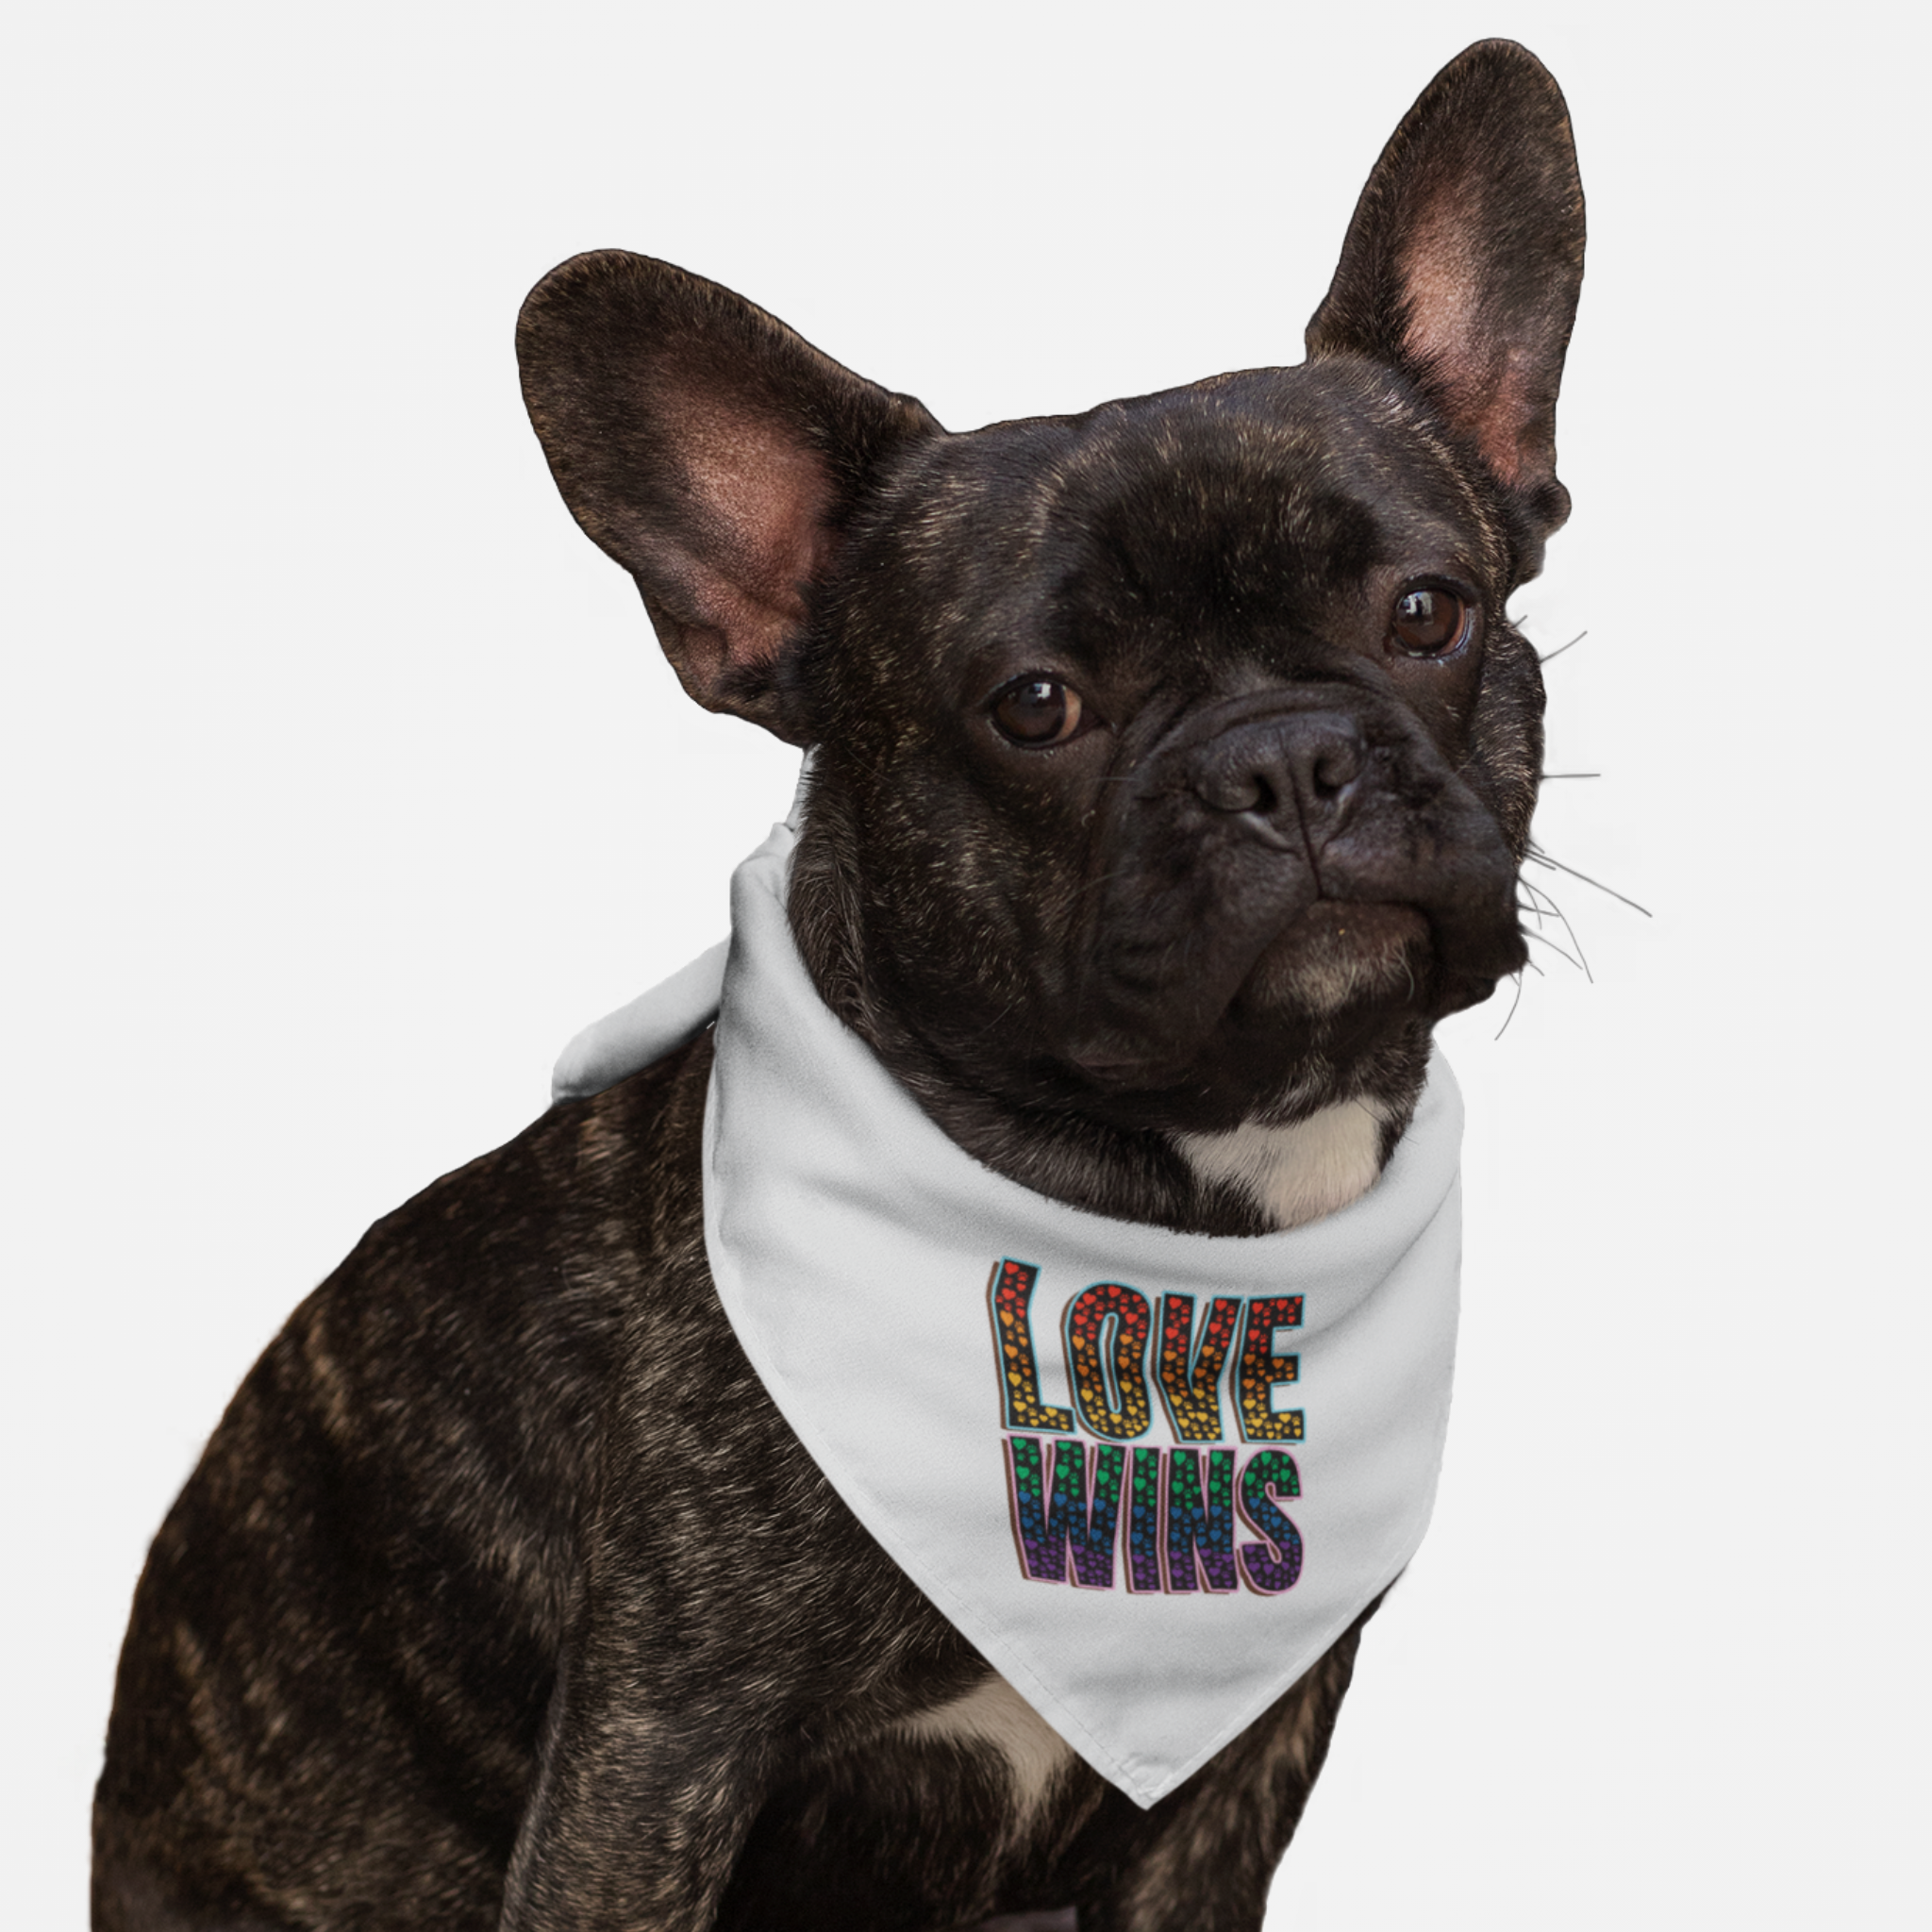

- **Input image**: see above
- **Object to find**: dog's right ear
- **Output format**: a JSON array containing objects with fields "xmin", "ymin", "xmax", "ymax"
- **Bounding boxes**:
[
  {"xmin": 518, "ymin": 253, "xmax": 939, "ymax": 743},
  {"xmin": 1307, "ymin": 41, "xmax": 1585, "ymax": 573}
]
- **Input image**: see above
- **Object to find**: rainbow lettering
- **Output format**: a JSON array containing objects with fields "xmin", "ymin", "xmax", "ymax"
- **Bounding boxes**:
[{"xmin": 990, "ymin": 1258, "xmax": 1307, "ymax": 1598}]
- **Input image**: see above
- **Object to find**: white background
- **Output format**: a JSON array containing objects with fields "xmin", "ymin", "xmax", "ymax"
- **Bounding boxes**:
[{"xmin": 5, "ymin": 3, "xmax": 1926, "ymax": 1925}]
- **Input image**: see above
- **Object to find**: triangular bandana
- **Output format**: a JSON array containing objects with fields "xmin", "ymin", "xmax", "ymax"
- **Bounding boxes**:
[{"xmin": 556, "ymin": 801, "xmax": 1463, "ymax": 1807}]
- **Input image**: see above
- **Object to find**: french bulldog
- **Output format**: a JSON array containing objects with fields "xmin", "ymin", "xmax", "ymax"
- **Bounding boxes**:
[{"xmin": 94, "ymin": 37, "xmax": 1584, "ymax": 1932}]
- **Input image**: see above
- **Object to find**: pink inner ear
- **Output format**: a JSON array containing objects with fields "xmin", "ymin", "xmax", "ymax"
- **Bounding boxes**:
[
  {"xmin": 660, "ymin": 391, "xmax": 837, "ymax": 678},
  {"xmin": 1399, "ymin": 197, "xmax": 1536, "ymax": 489}
]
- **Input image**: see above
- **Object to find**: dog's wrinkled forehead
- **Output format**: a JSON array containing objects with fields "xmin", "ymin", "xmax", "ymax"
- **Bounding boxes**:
[{"xmin": 849, "ymin": 360, "xmax": 1508, "ymax": 689}]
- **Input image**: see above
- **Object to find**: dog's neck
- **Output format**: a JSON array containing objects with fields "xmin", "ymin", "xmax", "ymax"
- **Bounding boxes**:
[
  {"xmin": 1174, "ymin": 1103, "xmax": 1392, "ymax": 1232},
  {"xmin": 787, "ymin": 792, "xmax": 1435, "ymax": 1238},
  {"xmin": 867, "ymin": 1058, "xmax": 1413, "ymax": 1238},
  {"xmin": 796, "ymin": 944, "xmax": 1426, "ymax": 1238}
]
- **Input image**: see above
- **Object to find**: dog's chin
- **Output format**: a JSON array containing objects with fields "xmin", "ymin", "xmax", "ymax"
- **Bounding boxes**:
[
  {"xmin": 1059, "ymin": 900, "xmax": 1518, "ymax": 1126},
  {"xmin": 1059, "ymin": 905, "xmax": 1427, "ymax": 1106},
  {"xmin": 1235, "ymin": 901, "xmax": 1435, "ymax": 1024}
]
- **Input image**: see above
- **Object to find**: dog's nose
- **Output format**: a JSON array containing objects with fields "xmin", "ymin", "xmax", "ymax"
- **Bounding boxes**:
[{"xmin": 1191, "ymin": 711, "xmax": 1365, "ymax": 850}]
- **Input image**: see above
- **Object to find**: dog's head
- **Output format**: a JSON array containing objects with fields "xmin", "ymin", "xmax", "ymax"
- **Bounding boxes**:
[{"xmin": 518, "ymin": 41, "xmax": 1583, "ymax": 1158}]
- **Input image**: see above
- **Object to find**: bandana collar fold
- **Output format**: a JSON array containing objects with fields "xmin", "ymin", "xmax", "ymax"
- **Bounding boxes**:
[{"xmin": 557, "ymin": 796, "xmax": 1463, "ymax": 1807}]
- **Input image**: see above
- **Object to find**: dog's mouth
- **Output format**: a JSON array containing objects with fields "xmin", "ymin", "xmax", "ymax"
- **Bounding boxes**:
[
  {"xmin": 1047, "ymin": 692, "xmax": 1529, "ymax": 1113},
  {"xmin": 1058, "ymin": 878, "xmax": 1524, "ymax": 1115},
  {"xmin": 1238, "ymin": 899, "xmax": 1434, "ymax": 1019},
  {"xmin": 1065, "ymin": 898, "xmax": 1438, "ymax": 1091}
]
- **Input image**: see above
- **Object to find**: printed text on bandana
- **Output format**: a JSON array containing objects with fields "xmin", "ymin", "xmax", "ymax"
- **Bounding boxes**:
[{"xmin": 990, "ymin": 1257, "xmax": 1306, "ymax": 1595}]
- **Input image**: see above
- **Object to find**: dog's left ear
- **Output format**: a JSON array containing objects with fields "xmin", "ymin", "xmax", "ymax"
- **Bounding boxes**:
[
  {"xmin": 1307, "ymin": 40, "xmax": 1585, "ymax": 571},
  {"xmin": 517, "ymin": 252, "xmax": 939, "ymax": 743}
]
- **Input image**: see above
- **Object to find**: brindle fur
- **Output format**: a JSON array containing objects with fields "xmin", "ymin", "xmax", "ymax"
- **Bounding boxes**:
[
  {"xmin": 96, "ymin": 40, "xmax": 1583, "ymax": 1931},
  {"xmin": 96, "ymin": 1042, "xmax": 1373, "ymax": 1931}
]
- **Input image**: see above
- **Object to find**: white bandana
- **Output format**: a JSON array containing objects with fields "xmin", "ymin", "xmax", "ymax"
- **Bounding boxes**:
[{"xmin": 555, "ymin": 796, "xmax": 1463, "ymax": 1807}]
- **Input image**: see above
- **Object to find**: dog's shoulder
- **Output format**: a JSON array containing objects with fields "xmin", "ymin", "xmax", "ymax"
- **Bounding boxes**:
[
  {"xmin": 96, "ymin": 1035, "xmax": 724, "ymax": 1922},
  {"xmin": 288, "ymin": 1026, "xmax": 714, "ymax": 1418}
]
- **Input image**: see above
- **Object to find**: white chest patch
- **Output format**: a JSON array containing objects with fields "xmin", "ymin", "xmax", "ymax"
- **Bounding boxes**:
[
  {"xmin": 898, "ymin": 1673, "xmax": 1074, "ymax": 1819},
  {"xmin": 1175, "ymin": 1101, "xmax": 1387, "ymax": 1231}
]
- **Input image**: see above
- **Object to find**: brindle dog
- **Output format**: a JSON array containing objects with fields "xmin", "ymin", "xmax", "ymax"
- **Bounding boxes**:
[{"xmin": 96, "ymin": 39, "xmax": 1584, "ymax": 1932}]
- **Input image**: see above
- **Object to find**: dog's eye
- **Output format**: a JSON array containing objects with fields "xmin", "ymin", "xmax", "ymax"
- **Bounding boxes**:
[
  {"xmin": 1390, "ymin": 586, "xmax": 1472, "ymax": 658},
  {"xmin": 991, "ymin": 675, "xmax": 1085, "ymax": 747}
]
